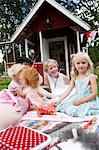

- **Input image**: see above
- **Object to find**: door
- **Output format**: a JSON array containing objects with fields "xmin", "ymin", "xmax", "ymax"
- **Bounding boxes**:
[{"xmin": 49, "ymin": 40, "xmax": 66, "ymax": 74}]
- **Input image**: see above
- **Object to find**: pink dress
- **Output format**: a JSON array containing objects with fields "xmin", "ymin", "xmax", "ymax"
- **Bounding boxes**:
[
  {"xmin": 0, "ymin": 80, "xmax": 29, "ymax": 114},
  {"xmin": 0, "ymin": 89, "xmax": 18, "ymax": 106},
  {"xmin": 8, "ymin": 80, "xmax": 29, "ymax": 114},
  {"xmin": 26, "ymin": 87, "xmax": 47, "ymax": 109}
]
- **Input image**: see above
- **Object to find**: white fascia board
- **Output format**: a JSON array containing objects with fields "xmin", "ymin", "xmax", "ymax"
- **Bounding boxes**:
[
  {"xmin": 11, "ymin": 0, "xmax": 45, "ymax": 43},
  {"xmin": 46, "ymin": 0, "xmax": 91, "ymax": 31}
]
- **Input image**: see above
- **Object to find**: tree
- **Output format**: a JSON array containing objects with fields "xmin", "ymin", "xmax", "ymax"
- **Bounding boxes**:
[
  {"xmin": 75, "ymin": 0, "xmax": 99, "ymax": 66},
  {"xmin": 75, "ymin": 0, "xmax": 99, "ymax": 30},
  {"xmin": 0, "ymin": 0, "xmax": 20, "ymax": 41},
  {"xmin": 55, "ymin": 0, "xmax": 99, "ymax": 30},
  {"xmin": 55, "ymin": 0, "xmax": 99, "ymax": 66},
  {"xmin": 56, "ymin": 0, "xmax": 77, "ymax": 12},
  {"xmin": 0, "ymin": 0, "xmax": 98, "ymax": 65},
  {"xmin": 0, "ymin": 0, "xmax": 38, "ymax": 42}
]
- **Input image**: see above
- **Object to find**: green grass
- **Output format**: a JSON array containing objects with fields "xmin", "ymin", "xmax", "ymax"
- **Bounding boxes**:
[{"xmin": 0, "ymin": 77, "xmax": 11, "ymax": 90}]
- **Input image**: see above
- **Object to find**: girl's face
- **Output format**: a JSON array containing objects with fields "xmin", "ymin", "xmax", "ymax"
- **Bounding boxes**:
[
  {"xmin": 74, "ymin": 57, "xmax": 89, "ymax": 75},
  {"xmin": 13, "ymin": 71, "xmax": 22, "ymax": 83},
  {"xmin": 47, "ymin": 63, "xmax": 58, "ymax": 77}
]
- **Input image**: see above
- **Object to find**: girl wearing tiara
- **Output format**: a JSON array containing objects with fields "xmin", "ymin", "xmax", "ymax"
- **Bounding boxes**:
[{"xmin": 56, "ymin": 52, "xmax": 99, "ymax": 116}]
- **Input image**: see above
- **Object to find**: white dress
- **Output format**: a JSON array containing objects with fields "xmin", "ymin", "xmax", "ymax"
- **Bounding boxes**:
[{"xmin": 47, "ymin": 72, "xmax": 68, "ymax": 97}]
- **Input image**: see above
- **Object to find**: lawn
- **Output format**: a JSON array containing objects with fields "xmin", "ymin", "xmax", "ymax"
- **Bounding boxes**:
[{"xmin": 0, "ymin": 77, "xmax": 11, "ymax": 90}]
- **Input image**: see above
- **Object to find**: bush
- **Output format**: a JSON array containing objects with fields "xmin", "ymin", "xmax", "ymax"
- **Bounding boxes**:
[
  {"xmin": 94, "ymin": 67, "xmax": 99, "ymax": 96},
  {"xmin": 0, "ymin": 77, "xmax": 11, "ymax": 90},
  {"xmin": 89, "ymin": 47, "xmax": 99, "ymax": 68},
  {"xmin": 0, "ymin": 64, "xmax": 5, "ymax": 75}
]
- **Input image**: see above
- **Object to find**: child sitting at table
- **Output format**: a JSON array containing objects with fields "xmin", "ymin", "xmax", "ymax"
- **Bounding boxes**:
[
  {"xmin": 0, "ymin": 64, "xmax": 26, "ymax": 130},
  {"xmin": 16, "ymin": 56, "xmax": 43, "ymax": 85},
  {"xmin": 8, "ymin": 63, "xmax": 30, "ymax": 114},
  {"xmin": 56, "ymin": 52, "xmax": 99, "ymax": 117},
  {"xmin": 20, "ymin": 67, "xmax": 56, "ymax": 116},
  {"xmin": 44, "ymin": 59, "xmax": 70, "ymax": 97}
]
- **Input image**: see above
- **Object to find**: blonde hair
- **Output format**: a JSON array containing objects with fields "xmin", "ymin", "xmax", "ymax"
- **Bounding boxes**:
[
  {"xmin": 20, "ymin": 67, "xmax": 39, "ymax": 89},
  {"xmin": 44, "ymin": 59, "xmax": 59, "ymax": 72},
  {"xmin": 8, "ymin": 64, "xmax": 25, "ymax": 78},
  {"xmin": 71, "ymin": 52, "xmax": 94, "ymax": 79}
]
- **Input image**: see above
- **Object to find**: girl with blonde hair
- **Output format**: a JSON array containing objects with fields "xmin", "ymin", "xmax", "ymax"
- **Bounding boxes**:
[
  {"xmin": 20, "ymin": 67, "xmax": 54, "ymax": 110},
  {"xmin": 7, "ymin": 64, "xmax": 29, "ymax": 114},
  {"xmin": 44, "ymin": 59, "xmax": 70, "ymax": 97},
  {"xmin": 0, "ymin": 64, "xmax": 27, "ymax": 130},
  {"xmin": 0, "ymin": 64, "xmax": 26, "ymax": 107},
  {"xmin": 56, "ymin": 52, "xmax": 99, "ymax": 116},
  {"xmin": 70, "ymin": 52, "xmax": 93, "ymax": 79}
]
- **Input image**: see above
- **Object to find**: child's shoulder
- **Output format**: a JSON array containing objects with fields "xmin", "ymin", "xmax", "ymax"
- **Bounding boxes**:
[
  {"xmin": 59, "ymin": 72, "xmax": 67, "ymax": 77},
  {"xmin": 9, "ymin": 80, "xmax": 18, "ymax": 87},
  {"xmin": 88, "ymin": 74, "xmax": 98, "ymax": 80},
  {"xmin": 58, "ymin": 72, "xmax": 63, "ymax": 76}
]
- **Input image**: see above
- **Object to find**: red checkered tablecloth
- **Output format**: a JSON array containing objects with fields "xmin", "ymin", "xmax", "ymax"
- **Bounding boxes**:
[{"xmin": 0, "ymin": 126, "xmax": 51, "ymax": 150}]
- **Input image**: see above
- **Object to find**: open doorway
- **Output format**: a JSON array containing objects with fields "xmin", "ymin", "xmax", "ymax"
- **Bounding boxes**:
[{"xmin": 49, "ymin": 40, "xmax": 66, "ymax": 74}]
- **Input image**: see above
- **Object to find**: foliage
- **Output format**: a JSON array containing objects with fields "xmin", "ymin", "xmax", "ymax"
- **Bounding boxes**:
[
  {"xmin": 89, "ymin": 47, "xmax": 99, "ymax": 67},
  {"xmin": 75, "ymin": 0, "xmax": 99, "ymax": 30},
  {"xmin": 0, "ymin": 77, "xmax": 11, "ymax": 90},
  {"xmin": 0, "ymin": 0, "xmax": 38, "ymax": 42},
  {"xmin": 94, "ymin": 65, "xmax": 99, "ymax": 96},
  {"xmin": 55, "ymin": 0, "xmax": 77, "ymax": 12},
  {"xmin": 56, "ymin": 0, "xmax": 99, "ymax": 31},
  {"xmin": 73, "ymin": 0, "xmax": 99, "ymax": 65},
  {"xmin": 0, "ymin": 0, "xmax": 98, "ymax": 42},
  {"xmin": 0, "ymin": 64, "xmax": 5, "ymax": 75},
  {"xmin": 0, "ymin": 0, "xmax": 98, "ymax": 66}
]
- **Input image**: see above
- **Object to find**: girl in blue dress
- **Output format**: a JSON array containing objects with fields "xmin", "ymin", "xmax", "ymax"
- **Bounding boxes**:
[{"xmin": 56, "ymin": 52, "xmax": 99, "ymax": 116}]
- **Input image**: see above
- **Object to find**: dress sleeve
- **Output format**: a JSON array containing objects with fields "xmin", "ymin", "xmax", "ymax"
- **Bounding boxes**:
[
  {"xmin": 39, "ymin": 74, "xmax": 43, "ymax": 85},
  {"xmin": 89, "ymin": 74, "xmax": 98, "ymax": 80}
]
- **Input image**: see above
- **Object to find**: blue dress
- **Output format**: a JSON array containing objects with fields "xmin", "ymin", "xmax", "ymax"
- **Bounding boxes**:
[{"xmin": 56, "ymin": 74, "xmax": 99, "ymax": 116}]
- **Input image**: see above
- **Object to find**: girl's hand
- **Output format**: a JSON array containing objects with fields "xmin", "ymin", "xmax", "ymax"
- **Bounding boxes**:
[
  {"xmin": 73, "ymin": 100, "xmax": 82, "ymax": 106},
  {"xmin": 54, "ymin": 99, "xmax": 62, "ymax": 106},
  {"xmin": 14, "ymin": 88, "xmax": 22, "ymax": 95},
  {"xmin": 15, "ymin": 106, "xmax": 21, "ymax": 113},
  {"xmin": 14, "ymin": 88, "xmax": 26, "ymax": 98}
]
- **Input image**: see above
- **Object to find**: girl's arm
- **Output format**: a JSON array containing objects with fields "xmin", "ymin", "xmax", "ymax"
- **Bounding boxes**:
[
  {"xmin": 73, "ymin": 75, "xmax": 98, "ymax": 106},
  {"xmin": 38, "ymin": 87, "xmax": 53, "ymax": 98},
  {"xmin": 14, "ymin": 88, "xmax": 26, "ymax": 98},
  {"xmin": 45, "ymin": 74, "xmax": 52, "ymax": 92},
  {"xmin": 57, "ymin": 80, "xmax": 74, "ymax": 104},
  {"xmin": 8, "ymin": 81, "xmax": 26, "ymax": 98},
  {"xmin": 38, "ymin": 74, "xmax": 43, "ymax": 85},
  {"xmin": 63, "ymin": 75, "xmax": 70, "ymax": 85}
]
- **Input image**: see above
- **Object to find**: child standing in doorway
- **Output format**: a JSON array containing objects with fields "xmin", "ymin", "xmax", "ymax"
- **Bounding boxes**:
[
  {"xmin": 44, "ymin": 59, "xmax": 70, "ymax": 97},
  {"xmin": 56, "ymin": 52, "xmax": 99, "ymax": 117}
]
